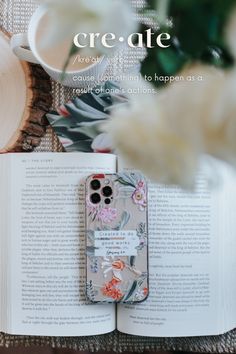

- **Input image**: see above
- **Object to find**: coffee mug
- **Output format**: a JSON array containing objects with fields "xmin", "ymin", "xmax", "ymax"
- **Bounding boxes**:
[{"xmin": 10, "ymin": 5, "xmax": 109, "ymax": 88}]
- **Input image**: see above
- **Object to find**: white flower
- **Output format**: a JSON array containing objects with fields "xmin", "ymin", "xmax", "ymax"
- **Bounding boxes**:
[
  {"xmin": 104, "ymin": 78, "xmax": 200, "ymax": 188},
  {"xmin": 107, "ymin": 103, "xmax": 199, "ymax": 188},
  {"xmin": 134, "ymin": 288, "xmax": 146, "ymax": 301},
  {"xmin": 101, "ymin": 258, "xmax": 125, "ymax": 281},
  {"xmin": 105, "ymin": 65, "xmax": 236, "ymax": 189},
  {"xmin": 206, "ymin": 68, "xmax": 236, "ymax": 166},
  {"xmin": 39, "ymin": 0, "xmax": 138, "ymax": 55},
  {"xmin": 169, "ymin": 65, "xmax": 236, "ymax": 168}
]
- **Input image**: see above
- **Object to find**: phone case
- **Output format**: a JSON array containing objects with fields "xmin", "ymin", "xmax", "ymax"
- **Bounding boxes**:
[{"xmin": 85, "ymin": 172, "xmax": 149, "ymax": 303}]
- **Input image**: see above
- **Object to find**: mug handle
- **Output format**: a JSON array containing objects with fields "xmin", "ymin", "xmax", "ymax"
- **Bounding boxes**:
[{"xmin": 10, "ymin": 33, "xmax": 39, "ymax": 64}]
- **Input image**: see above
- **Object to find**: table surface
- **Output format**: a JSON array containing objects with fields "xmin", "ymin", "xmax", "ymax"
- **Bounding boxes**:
[{"xmin": 0, "ymin": 0, "xmax": 235, "ymax": 351}]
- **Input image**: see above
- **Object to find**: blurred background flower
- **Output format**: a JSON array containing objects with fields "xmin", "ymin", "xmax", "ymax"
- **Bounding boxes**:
[
  {"xmin": 105, "ymin": 0, "xmax": 236, "ymax": 188},
  {"xmin": 45, "ymin": 0, "xmax": 236, "ymax": 188},
  {"xmin": 105, "ymin": 79, "xmax": 200, "ymax": 189}
]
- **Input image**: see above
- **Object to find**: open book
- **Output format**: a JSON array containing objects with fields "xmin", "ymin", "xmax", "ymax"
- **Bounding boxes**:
[{"xmin": 0, "ymin": 152, "xmax": 235, "ymax": 337}]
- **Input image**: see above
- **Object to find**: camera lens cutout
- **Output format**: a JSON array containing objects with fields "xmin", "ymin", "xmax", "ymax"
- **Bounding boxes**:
[
  {"xmin": 102, "ymin": 186, "xmax": 113, "ymax": 197},
  {"xmin": 104, "ymin": 198, "xmax": 111, "ymax": 205},
  {"xmin": 90, "ymin": 193, "xmax": 101, "ymax": 204},
  {"xmin": 90, "ymin": 179, "xmax": 101, "ymax": 191}
]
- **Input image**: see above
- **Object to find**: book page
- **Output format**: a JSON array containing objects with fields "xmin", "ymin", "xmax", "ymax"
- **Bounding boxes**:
[
  {"xmin": 117, "ymin": 159, "xmax": 230, "ymax": 337},
  {"xmin": 0, "ymin": 155, "xmax": 11, "ymax": 332},
  {"xmin": 219, "ymin": 166, "xmax": 236, "ymax": 332},
  {"xmin": 7, "ymin": 153, "xmax": 117, "ymax": 336}
]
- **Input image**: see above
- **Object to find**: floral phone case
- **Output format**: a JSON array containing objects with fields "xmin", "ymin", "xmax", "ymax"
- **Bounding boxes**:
[{"xmin": 85, "ymin": 172, "xmax": 149, "ymax": 303}]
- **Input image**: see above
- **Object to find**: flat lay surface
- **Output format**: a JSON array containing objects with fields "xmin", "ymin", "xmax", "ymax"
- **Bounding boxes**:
[{"xmin": 0, "ymin": 0, "xmax": 236, "ymax": 352}]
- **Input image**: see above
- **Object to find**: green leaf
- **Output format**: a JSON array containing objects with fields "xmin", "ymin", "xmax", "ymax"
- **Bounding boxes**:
[
  {"xmin": 141, "ymin": 0, "xmax": 235, "ymax": 81},
  {"xmin": 86, "ymin": 246, "xmax": 98, "ymax": 256},
  {"xmin": 156, "ymin": 45, "xmax": 189, "ymax": 75},
  {"xmin": 80, "ymin": 91, "xmax": 107, "ymax": 112},
  {"xmin": 86, "ymin": 281, "xmax": 96, "ymax": 302},
  {"xmin": 141, "ymin": 37, "xmax": 189, "ymax": 86},
  {"xmin": 124, "ymin": 281, "xmax": 138, "ymax": 301},
  {"xmin": 47, "ymin": 113, "xmax": 62, "ymax": 123},
  {"xmin": 116, "ymin": 173, "xmax": 138, "ymax": 188},
  {"xmin": 78, "ymin": 128, "xmax": 98, "ymax": 139},
  {"xmin": 48, "ymin": 126, "xmax": 69, "ymax": 136},
  {"xmin": 130, "ymin": 256, "xmax": 136, "ymax": 267},
  {"xmin": 74, "ymin": 97, "xmax": 108, "ymax": 116},
  {"xmin": 116, "ymin": 211, "xmax": 131, "ymax": 230},
  {"xmin": 50, "ymin": 116, "xmax": 78, "ymax": 128},
  {"xmin": 105, "ymin": 95, "xmax": 128, "ymax": 109},
  {"xmin": 137, "ymin": 275, "xmax": 147, "ymax": 287},
  {"xmin": 115, "ymin": 177, "xmax": 136, "ymax": 188},
  {"xmin": 66, "ymin": 129, "xmax": 92, "ymax": 141},
  {"xmin": 50, "ymin": 126, "xmax": 90, "ymax": 141},
  {"xmin": 90, "ymin": 92, "xmax": 112, "ymax": 110},
  {"xmin": 65, "ymin": 140, "xmax": 93, "ymax": 152},
  {"xmin": 168, "ymin": 0, "xmax": 235, "ymax": 60},
  {"xmin": 145, "ymin": 0, "xmax": 157, "ymax": 10},
  {"xmin": 47, "ymin": 81, "xmax": 127, "ymax": 152},
  {"xmin": 65, "ymin": 104, "xmax": 107, "ymax": 121},
  {"xmin": 87, "ymin": 231, "xmax": 95, "ymax": 243}
]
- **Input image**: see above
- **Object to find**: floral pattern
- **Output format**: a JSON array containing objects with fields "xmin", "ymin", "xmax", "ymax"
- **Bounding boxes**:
[
  {"xmin": 116, "ymin": 173, "xmax": 147, "ymax": 211},
  {"xmin": 90, "ymin": 258, "xmax": 98, "ymax": 273},
  {"xmin": 134, "ymin": 287, "xmax": 149, "ymax": 301},
  {"xmin": 86, "ymin": 172, "xmax": 148, "ymax": 303},
  {"xmin": 132, "ymin": 181, "xmax": 147, "ymax": 211},
  {"xmin": 102, "ymin": 258, "xmax": 125, "ymax": 281},
  {"xmin": 86, "ymin": 197, "xmax": 117, "ymax": 224},
  {"xmin": 97, "ymin": 207, "xmax": 117, "ymax": 224},
  {"xmin": 101, "ymin": 281, "xmax": 123, "ymax": 301}
]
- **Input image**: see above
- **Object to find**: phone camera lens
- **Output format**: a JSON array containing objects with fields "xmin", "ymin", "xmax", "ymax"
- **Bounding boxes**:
[
  {"xmin": 102, "ymin": 186, "xmax": 113, "ymax": 197},
  {"xmin": 90, "ymin": 179, "xmax": 101, "ymax": 191},
  {"xmin": 104, "ymin": 198, "xmax": 111, "ymax": 205},
  {"xmin": 90, "ymin": 193, "xmax": 101, "ymax": 204}
]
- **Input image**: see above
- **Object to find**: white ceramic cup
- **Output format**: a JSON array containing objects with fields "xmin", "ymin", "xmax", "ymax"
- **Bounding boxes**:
[{"xmin": 10, "ymin": 5, "xmax": 109, "ymax": 88}]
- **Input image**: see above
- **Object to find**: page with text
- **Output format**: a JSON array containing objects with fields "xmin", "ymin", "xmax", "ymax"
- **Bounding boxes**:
[
  {"xmin": 8, "ymin": 153, "xmax": 117, "ymax": 336},
  {"xmin": 219, "ymin": 165, "xmax": 236, "ymax": 332},
  {"xmin": 117, "ymin": 161, "xmax": 226, "ymax": 337},
  {"xmin": 0, "ymin": 155, "xmax": 11, "ymax": 332}
]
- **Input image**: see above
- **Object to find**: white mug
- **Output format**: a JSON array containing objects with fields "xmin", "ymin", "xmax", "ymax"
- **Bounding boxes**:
[{"xmin": 10, "ymin": 5, "xmax": 109, "ymax": 88}]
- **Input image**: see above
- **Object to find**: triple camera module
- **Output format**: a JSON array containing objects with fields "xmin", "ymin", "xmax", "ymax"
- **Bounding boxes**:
[{"xmin": 90, "ymin": 179, "xmax": 113, "ymax": 205}]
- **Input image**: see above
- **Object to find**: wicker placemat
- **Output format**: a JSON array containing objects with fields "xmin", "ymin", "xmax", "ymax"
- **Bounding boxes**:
[{"xmin": 1, "ymin": 0, "xmax": 236, "ymax": 351}]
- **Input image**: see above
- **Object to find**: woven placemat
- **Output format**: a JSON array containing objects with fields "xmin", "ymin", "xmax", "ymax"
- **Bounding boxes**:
[{"xmin": 1, "ymin": 0, "xmax": 236, "ymax": 351}]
